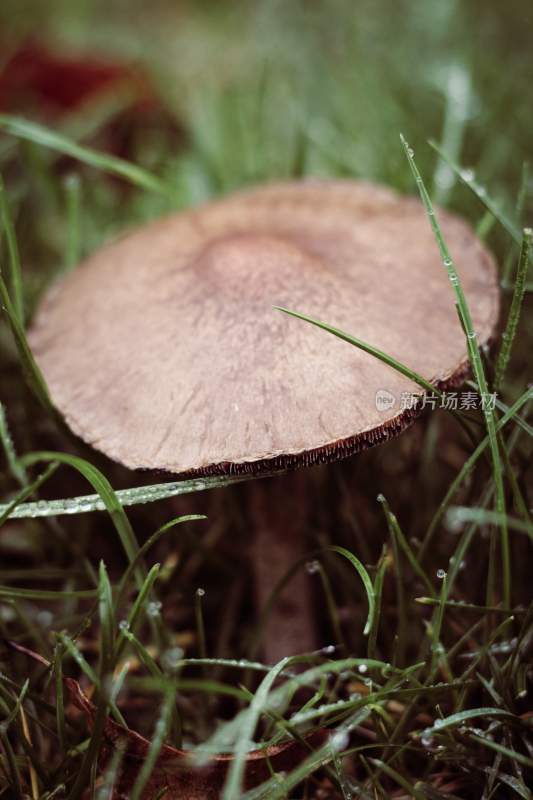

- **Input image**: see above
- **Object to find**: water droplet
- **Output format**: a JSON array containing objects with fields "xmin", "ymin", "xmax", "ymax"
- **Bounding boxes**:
[
  {"xmin": 461, "ymin": 168, "xmax": 474, "ymax": 182},
  {"xmin": 119, "ymin": 620, "xmax": 130, "ymax": 631},
  {"xmin": 358, "ymin": 664, "xmax": 368, "ymax": 674},
  {"xmin": 147, "ymin": 600, "xmax": 162, "ymax": 617},
  {"xmin": 421, "ymin": 735, "xmax": 434, "ymax": 748},
  {"xmin": 330, "ymin": 730, "xmax": 349, "ymax": 752},
  {"xmin": 162, "ymin": 646, "xmax": 184, "ymax": 670},
  {"xmin": 306, "ymin": 560, "xmax": 320, "ymax": 574},
  {"xmin": 443, "ymin": 258, "xmax": 452, "ymax": 267},
  {"xmin": 436, "ymin": 569, "xmax": 447, "ymax": 579},
  {"xmin": 37, "ymin": 610, "xmax": 53, "ymax": 627},
  {"xmin": 196, "ymin": 587, "xmax": 205, "ymax": 597},
  {"xmin": 321, "ymin": 645, "xmax": 336, "ymax": 655},
  {"xmin": 408, "ymin": 147, "xmax": 414, "ymax": 157}
]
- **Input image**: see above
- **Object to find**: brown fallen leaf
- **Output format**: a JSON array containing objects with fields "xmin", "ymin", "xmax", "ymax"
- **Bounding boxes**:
[{"xmin": 7, "ymin": 640, "xmax": 328, "ymax": 799}]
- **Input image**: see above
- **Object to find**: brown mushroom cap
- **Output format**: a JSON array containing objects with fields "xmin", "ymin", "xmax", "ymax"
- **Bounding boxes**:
[{"xmin": 29, "ymin": 180, "xmax": 499, "ymax": 476}]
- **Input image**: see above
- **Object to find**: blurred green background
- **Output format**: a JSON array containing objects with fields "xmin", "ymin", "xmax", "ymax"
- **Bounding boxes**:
[{"xmin": 2, "ymin": 0, "xmax": 532, "ymax": 216}]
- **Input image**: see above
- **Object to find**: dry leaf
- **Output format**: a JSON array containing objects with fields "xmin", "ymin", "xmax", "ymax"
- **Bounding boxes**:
[{"xmin": 7, "ymin": 641, "xmax": 328, "ymax": 799}]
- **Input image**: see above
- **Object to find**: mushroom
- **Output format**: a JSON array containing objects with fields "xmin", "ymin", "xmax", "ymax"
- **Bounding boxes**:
[{"xmin": 28, "ymin": 180, "xmax": 499, "ymax": 662}]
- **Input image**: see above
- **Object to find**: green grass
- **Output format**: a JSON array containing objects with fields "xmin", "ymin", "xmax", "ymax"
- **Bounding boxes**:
[{"xmin": 0, "ymin": 1, "xmax": 532, "ymax": 798}]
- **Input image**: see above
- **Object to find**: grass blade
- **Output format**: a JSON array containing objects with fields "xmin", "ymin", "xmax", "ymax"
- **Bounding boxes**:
[
  {"xmin": 98, "ymin": 561, "xmax": 115, "ymax": 674},
  {"xmin": 53, "ymin": 644, "xmax": 66, "ymax": 755},
  {"xmin": 327, "ymin": 546, "xmax": 375, "ymax": 637},
  {"xmin": 20, "ymin": 451, "xmax": 140, "ymax": 572},
  {"xmin": 429, "ymin": 571, "xmax": 448, "ymax": 678},
  {"xmin": 115, "ymin": 563, "xmax": 161, "ymax": 660},
  {"xmin": 426, "ymin": 707, "xmax": 515, "ymax": 734},
  {"xmin": 368, "ymin": 758, "xmax": 426, "ymax": 800},
  {"xmin": 1, "ymin": 679, "xmax": 29, "ymax": 732},
  {"xmin": 314, "ymin": 561, "xmax": 347, "ymax": 654},
  {"xmin": 117, "ymin": 515, "xmax": 206, "ymax": 599},
  {"xmin": 222, "ymin": 657, "xmax": 290, "ymax": 799},
  {"xmin": 0, "ymin": 462, "xmax": 59, "ymax": 528},
  {"xmin": 0, "ymin": 585, "xmax": 95, "ymax": 600},
  {"xmin": 494, "ymin": 228, "xmax": 532, "ymax": 391},
  {"xmin": 378, "ymin": 494, "xmax": 435, "ymax": 598},
  {"xmin": 63, "ymin": 173, "xmax": 82, "ymax": 270},
  {"xmin": 447, "ymin": 507, "xmax": 533, "ymax": 542},
  {"xmin": 432, "ymin": 63, "xmax": 471, "ymax": 205},
  {"xmin": 471, "ymin": 737, "xmax": 533, "ymax": 770},
  {"xmin": 0, "ymin": 400, "xmax": 27, "ymax": 487},
  {"xmin": 195, "ymin": 586, "xmax": 207, "ymax": 659},
  {"xmin": 419, "ymin": 386, "xmax": 532, "ymax": 560},
  {"xmin": 0, "ymin": 472, "xmax": 267, "ymax": 520},
  {"xmin": 502, "ymin": 161, "xmax": 530, "ymax": 287},
  {"xmin": 401, "ymin": 134, "xmax": 510, "ymax": 608},
  {"xmin": 0, "ymin": 274, "xmax": 53, "ymax": 412},
  {"xmin": 274, "ymin": 307, "xmax": 477, "ymax": 451},
  {"xmin": 429, "ymin": 140, "xmax": 521, "ymax": 243},
  {"xmin": 0, "ymin": 729, "xmax": 23, "ymax": 799},
  {"xmin": 275, "ymin": 307, "xmax": 437, "ymax": 395},
  {"xmin": 0, "ymin": 114, "xmax": 172, "ymax": 197},
  {"xmin": 0, "ymin": 174, "xmax": 24, "ymax": 324},
  {"xmin": 367, "ymin": 546, "xmax": 388, "ymax": 660},
  {"xmin": 415, "ymin": 598, "xmax": 516, "ymax": 614},
  {"xmin": 130, "ymin": 686, "xmax": 176, "ymax": 800}
]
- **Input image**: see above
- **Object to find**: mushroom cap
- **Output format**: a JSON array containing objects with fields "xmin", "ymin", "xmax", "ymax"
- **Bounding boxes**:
[{"xmin": 29, "ymin": 180, "xmax": 499, "ymax": 476}]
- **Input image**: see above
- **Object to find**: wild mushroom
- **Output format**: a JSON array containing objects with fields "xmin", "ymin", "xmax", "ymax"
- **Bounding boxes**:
[{"xmin": 28, "ymin": 180, "xmax": 499, "ymax": 662}]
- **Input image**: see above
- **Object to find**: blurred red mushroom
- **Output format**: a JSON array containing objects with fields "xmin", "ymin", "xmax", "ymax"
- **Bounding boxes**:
[
  {"xmin": 0, "ymin": 42, "xmax": 149, "ymax": 113},
  {"xmin": 0, "ymin": 41, "xmax": 178, "ymax": 161}
]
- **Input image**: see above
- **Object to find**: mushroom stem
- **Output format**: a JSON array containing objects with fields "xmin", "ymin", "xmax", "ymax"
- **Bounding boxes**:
[{"xmin": 249, "ymin": 472, "xmax": 316, "ymax": 663}]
